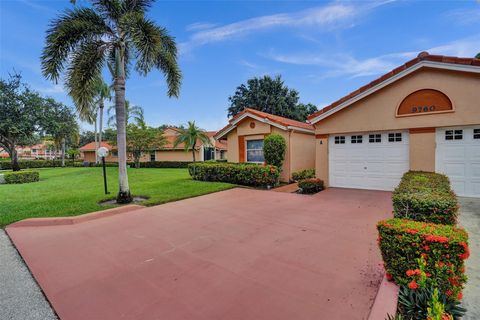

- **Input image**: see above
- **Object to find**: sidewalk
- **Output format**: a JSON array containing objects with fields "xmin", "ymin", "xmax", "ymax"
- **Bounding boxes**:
[{"xmin": 0, "ymin": 230, "xmax": 57, "ymax": 320}]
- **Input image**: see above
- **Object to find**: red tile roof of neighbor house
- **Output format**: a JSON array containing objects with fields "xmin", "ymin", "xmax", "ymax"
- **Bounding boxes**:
[
  {"xmin": 79, "ymin": 142, "xmax": 114, "ymax": 151},
  {"xmin": 215, "ymin": 108, "xmax": 314, "ymax": 139},
  {"xmin": 307, "ymin": 52, "xmax": 480, "ymax": 122}
]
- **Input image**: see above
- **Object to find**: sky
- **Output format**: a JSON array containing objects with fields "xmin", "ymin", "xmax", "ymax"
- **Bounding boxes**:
[{"xmin": 1, "ymin": 0, "xmax": 479, "ymax": 133}]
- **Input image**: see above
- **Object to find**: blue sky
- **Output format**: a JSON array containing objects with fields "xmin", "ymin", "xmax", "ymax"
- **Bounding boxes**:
[{"xmin": 1, "ymin": 0, "xmax": 479, "ymax": 132}]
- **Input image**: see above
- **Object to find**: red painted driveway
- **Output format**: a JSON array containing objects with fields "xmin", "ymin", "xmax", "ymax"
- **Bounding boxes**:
[{"xmin": 7, "ymin": 188, "xmax": 392, "ymax": 320}]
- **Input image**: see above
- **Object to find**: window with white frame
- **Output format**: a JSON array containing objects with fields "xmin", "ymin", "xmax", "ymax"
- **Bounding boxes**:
[
  {"xmin": 351, "ymin": 135, "xmax": 363, "ymax": 144},
  {"xmin": 445, "ymin": 130, "xmax": 463, "ymax": 141},
  {"xmin": 334, "ymin": 136, "xmax": 345, "ymax": 144},
  {"xmin": 246, "ymin": 139, "xmax": 264, "ymax": 163},
  {"xmin": 369, "ymin": 134, "xmax": 381, "ymax": 143},
  {"xmin": 388, "ymin": 132, "xmax": 402, "ymax": 142}
]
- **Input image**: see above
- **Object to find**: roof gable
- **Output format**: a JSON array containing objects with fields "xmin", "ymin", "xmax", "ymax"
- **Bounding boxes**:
[
  {"xmin": 307, "ymin": 52, "xmax": 480, "ymax": 124},
  {"xmin": 215, "ymin": 108, "xmax": 314, "ymax": 140}
]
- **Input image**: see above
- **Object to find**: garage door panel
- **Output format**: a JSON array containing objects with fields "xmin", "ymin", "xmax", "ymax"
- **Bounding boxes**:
[
  {"xmin": 329, "ymin": 131, "xmax": 409, "ymax": 191},
  {"xmin": 436, "ymin": 126, "xmax": 480, "ymax": 197}
]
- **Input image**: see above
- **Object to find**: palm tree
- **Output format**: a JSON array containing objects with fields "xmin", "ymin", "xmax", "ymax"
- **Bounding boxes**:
[
  {"xmin": 41, "ymin": 0, "xmax": 182, "ymax": 203},
  {"xmin": 107, "ymin": 100, "xmax": 144, "ymax": 127},
  {"xmin": 93, "ymin": 77, "xmax": 111, "ymax": 163},
  {"xmin": 174, "ymin": 121, "xmax": 211, "ymax": 175}
]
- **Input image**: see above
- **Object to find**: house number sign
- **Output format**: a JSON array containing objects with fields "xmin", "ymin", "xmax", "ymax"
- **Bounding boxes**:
[{"xmin": 397, "ymin": 89, "xmax": 453, "ymax": 117}]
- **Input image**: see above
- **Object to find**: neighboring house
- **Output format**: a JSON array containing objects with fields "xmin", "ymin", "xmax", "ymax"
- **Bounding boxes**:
[
  {"xmin": 79, "ymin": 127, "xmax": 227, "ymax": 163},
  {"xmin": 0, "ymin": 143, "xmax": 60, "ymax": 160},
  {"xmin": 308, "ymin": 52, "xmax": 480, "ymax": 198},
  {"xmin": 214, "ymin": 108, "xmax": 316, "ymax": 182}
]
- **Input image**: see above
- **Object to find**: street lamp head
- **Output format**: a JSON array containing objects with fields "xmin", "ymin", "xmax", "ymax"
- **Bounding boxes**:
[{"xmin": 97, "ymin": 147, "xmax": 109, "ymax": 158}]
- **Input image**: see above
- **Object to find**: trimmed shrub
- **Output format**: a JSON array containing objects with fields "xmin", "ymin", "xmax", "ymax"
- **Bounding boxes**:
[
  {"xmin": 377, "ymin": 218, "xmax": 469, "ymax": 302},
  {"xmin": 291, "ymin": 168, "xmax": 315, "ymax": 181},
  {"xmin": 0, "ymin": 160, "xmax": 64, "ymax": 170},
  {"xmin": 133, "ymin": 161, "xmax": 192, "ymax": 168},
  {"xmin": 189, "ymin": 162, "xmax": 280, "ymax": 187},
  {"xmin": 298, "ymin": 178, "xmax": 324, "ymax": 194},
  {"xmin": 393, "ymin": 171, "xmax": 458, "ymax": 225},
  {"xmin": 263, "ymin": 133, "xmax": 286, "ymax": 169},
  {"xmin": 4, "ymin": 171, "xmax": 39, "ymax": 184}
]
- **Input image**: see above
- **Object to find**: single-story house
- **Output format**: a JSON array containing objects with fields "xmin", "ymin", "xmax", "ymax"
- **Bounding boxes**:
[
  {"xmin": 214, "ymin": 108, "xmax": 316, "ymax": 181},
  {"xmin": 79, "ymin": 128, "xmax": 227, "ymax": 163},
  {"xmin": 307, "ymin": 52, "xmax": 480, "ymax": 197}
]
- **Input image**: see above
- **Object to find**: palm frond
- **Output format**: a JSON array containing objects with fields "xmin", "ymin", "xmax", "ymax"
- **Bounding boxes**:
[
  {"xmin": 124, "ymin": 0, "xmax": 154, "ymax": 13},
  {"xmin": 91, "ymin": 0, "xmax": 122, "ymax": 22},
  {"xmin": 66, "ymin": 40, "xmax": 106, "ymax": 122},
  {"xmin": 42, "ymin": 7, "xmax": 112, "ymax": 82}
]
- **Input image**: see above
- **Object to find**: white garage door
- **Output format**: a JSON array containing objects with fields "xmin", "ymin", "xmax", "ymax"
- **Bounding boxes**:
[
  {"xmin": 436, "ymin": 126, "xmax": 480, "ymax": 197},
  {"xmin": 329, "ymin": 131, "xmax": 409, "ymax": 191}
]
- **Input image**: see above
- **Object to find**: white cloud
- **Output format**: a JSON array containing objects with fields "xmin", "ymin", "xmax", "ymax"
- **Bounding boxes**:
[
  {"xmin": 266, "ymin": 35, "xmax": 480, "ymax": 79},
  {"xmin": 35, "ymin": 83, "xmax": 65, "ymax": 94},
  {"xmin": 180, "ymin": 2, "xmax": 387, "ymax": 53},
  {"xmin": 185, "ymin": 22, "xmax": 218, "ymax": 32}
]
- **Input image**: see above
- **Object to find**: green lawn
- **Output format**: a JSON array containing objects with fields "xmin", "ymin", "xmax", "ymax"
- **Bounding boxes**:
[{"xmin": 0, "ymin": 167, "xmax": 235, "ymax": 227}]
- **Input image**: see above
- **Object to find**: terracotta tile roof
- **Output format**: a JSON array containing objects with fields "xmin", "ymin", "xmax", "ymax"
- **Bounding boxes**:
[
  {"xmin": 216, "ymin": 108, "xmax": 314, "ymax": 139},
  {"xmin": 79, "ymin": 142, "xmax": 114, "ymax": 151},
  {"xmin": 307, "ymin": 52, "xmax": 480, "ymax": 122}
]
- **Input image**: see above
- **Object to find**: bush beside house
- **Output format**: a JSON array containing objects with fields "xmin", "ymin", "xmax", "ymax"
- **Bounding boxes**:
[
  {"xmin": 189, "ymin": 162, "xmax": 280, "ymax": 187},
  {"xmin": 291, "ymin": 168, "xmax": 315, "ymax": 181},
  {"xmin": 298, "ymin": 178, "xmax": 324, "ymax": 194},
  {"xmin": 392, "ymin": 171, "xmax": 458, "ymax": 225},
  {"xmin": 4, "ymin": 171, "xmax": 40, "ymax": 184}
]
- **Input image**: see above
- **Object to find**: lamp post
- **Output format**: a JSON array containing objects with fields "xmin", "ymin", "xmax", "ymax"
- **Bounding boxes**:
[{"xmin": 97, "ymin": 147, "xmax": 110, "ymax": 195}]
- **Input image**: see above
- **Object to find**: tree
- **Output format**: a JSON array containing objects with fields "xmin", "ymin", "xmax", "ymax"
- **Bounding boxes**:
[
  {"xmin": 228, "ymin": 75, "xmax": 317, "ymax": 122},
  {"xmin": 67, "ymin": 148, "xmax": 80, "ymax": 165},
  {"xmin": 263, "ymin": 133, "xmax": 286, "ymax": 170},
  {"xmin": 42, "ymin": 0, "xmax": 182, "ymax": 203},
  {"xmin": 476, "ymin": 53, "xmax": 480, "ymax": 59},
  {"xmin": 125, "ymin": 123, "xmax": 166, "ymax": 168},
  {"xmin": 43, "ymin": 99, "xmax": 79, "ymax": 167},
  {"xmin": 93, "ymin": 77, "xmax": 111, "ymax": 162},
  {"xmin": 0, "ymin": 74, "xmax": 45, "ymax": 171},
  {"xmin": 107, "ymin": 100, "xmax": 144, "ymax": 127},
  {"xmin": 174, "ymin": 121, "xmax": 210, "ymax": 174}
]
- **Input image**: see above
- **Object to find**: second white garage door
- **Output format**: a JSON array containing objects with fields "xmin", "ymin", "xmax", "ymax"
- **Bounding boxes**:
[{"xmin": 329, "ymin": 131, "xmax": 409, "ymax": 191}]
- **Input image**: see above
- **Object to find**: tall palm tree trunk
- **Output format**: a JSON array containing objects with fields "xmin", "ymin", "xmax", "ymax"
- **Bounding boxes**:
[
  {"xmin": 99, "ymin": 101, "xmax": 104, "ymax": 150},
  {"xmin": 114, "ymin": 71, "xmax": 132, "ymax": 203},
  {"xmin": 61, "ymin": 138, "xmax": 65, "ymax": 167},
  {"xmin": 94, "ymin": 117, "xmax": 98, "ymax": 164},
  {"xmin": 191, "ymin": 142, "xmax": 196, "ymax": 175}
]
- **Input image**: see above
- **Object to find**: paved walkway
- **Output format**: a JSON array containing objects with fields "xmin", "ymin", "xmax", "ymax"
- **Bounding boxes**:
[
  {"xmin": 272, "ymin": 182, "xmax": 299, "ymax": 193},
  {"xmin": 458, "ymin": 197, "xmax": 480, "ymax": 320},
  {"xmin": 7, "ymin": 188, "xmax": 392, "ymax": 320},
  {"xmin": 0, "ymin": 230, "xmax": 57, "ymax": 320}
]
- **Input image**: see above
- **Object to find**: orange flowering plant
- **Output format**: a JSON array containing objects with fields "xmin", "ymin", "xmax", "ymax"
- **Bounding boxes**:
[{"xmin": 377, "ymin": 218, "xmax": 469, "ymax": 301}]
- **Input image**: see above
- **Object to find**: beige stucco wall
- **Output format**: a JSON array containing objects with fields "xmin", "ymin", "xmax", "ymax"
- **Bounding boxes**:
[
  {"xmin": 226, "ymin": 130, "xmax": 239, "ymax": 162},
  {"xmin": 155, "ymin": 150, "xmax": 200, "ymax": 162},
  {"xmin": 289, "ymin": 131, "xmax": 316, "ymax": 174},
  {"xmin": 409, "ymin": 131, "xmax": 436, "ymax": 171},
  {"xmin": 314, "ymin": 136, "xmax": 329, "ymax": 185},
  {"xmin": 314, "ymin": 68, "xmax": 480, "ymax": 186},
  {"xmin": 82, "ymin": 151, "xmax": 118, "ymax": 163},
  {"xmin": 237, "ymin": 118, "xmax": 271, "ymax": 136}
]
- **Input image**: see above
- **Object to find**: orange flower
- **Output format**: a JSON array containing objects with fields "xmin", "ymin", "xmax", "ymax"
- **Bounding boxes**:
[
  {"xmin": 457, "ymin": 292, "xmax": 463, "ymax": 300},
  {"xmin": 408, "ymin": 280, "xmax": 419, "ymax": 289}
]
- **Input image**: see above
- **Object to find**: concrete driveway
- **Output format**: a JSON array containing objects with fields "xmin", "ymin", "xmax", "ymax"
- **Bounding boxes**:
[{"xmin": 6, "ymin": 188, "xmax": 392, "ymax": 320}]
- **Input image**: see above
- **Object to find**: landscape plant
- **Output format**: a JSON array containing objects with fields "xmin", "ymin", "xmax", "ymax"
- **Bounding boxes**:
[
  {"xmin": 4, "ymin": 171, "xmax": 40, "ymax": 184},
  {"xmin": 392, "ymin": 171, "xmax": 459, "ymax": 225},
  {"xmin": 298, "ymin": 178, "xmax": 324, "ymax": 194},
  {"xmin": 263, "ymin": 133, "xmax": 286, "ymax": 169},
  {"xmin": 292, "ymin": 168, "xmax": 315, "ymax": 181},
  {"xmin": 125, "ymin": 123, "xmax": 166, "ymax": 168},
  {"xmin": 174, "ymin": 121, "xmax": 211, "ymax": 175},
  {"xmin": 42, "ymin": 0, "xmax": 182, "ymax": 203},
  {"xmin": 377, "ymin": 218, "xmax": 469, "ymax": 302}
]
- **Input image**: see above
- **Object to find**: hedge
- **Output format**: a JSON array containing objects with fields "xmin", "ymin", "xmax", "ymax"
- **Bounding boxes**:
[
  {"xmin": 292, "ymin": 168, "xmax": 315, "ymax": 181},
  {"xmin": 188, "ymin": 162, "xmax": 280, "ymax": 187},
  {"xmin": 392, "ymin": 171, "xmax": 458, "ymax": 225},
  {"xmin": 298, "ymin": 178, "xmax": 324, "ymax": 194},
  {"xmin": 0, "ymin": 160, "xmax": 66, "ymax": 170},
  {"xmin": 134, "ymin": 161, "xmax": 191, "ymax": 168},
  {"xmin": 377, "ymin": 218, "xmax": 469, "ymax": 301},
  {"xmin": 4, "ymin": 171, "xmax": 40, "ymax": 184}
]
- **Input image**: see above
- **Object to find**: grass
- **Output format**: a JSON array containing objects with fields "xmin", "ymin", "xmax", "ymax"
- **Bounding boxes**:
[{"xmin": 0, "ymin": 167, "xmax": 235, "ymax": 227}]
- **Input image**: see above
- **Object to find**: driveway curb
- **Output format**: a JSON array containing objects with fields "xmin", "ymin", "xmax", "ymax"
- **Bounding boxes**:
[
  {"xmin": 7, "ymin": 205, "xmax": 145, "ymax": 228},
  {"xmin": 367, "ymin": 274, "xmax": 399, "ymax": 320}
]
